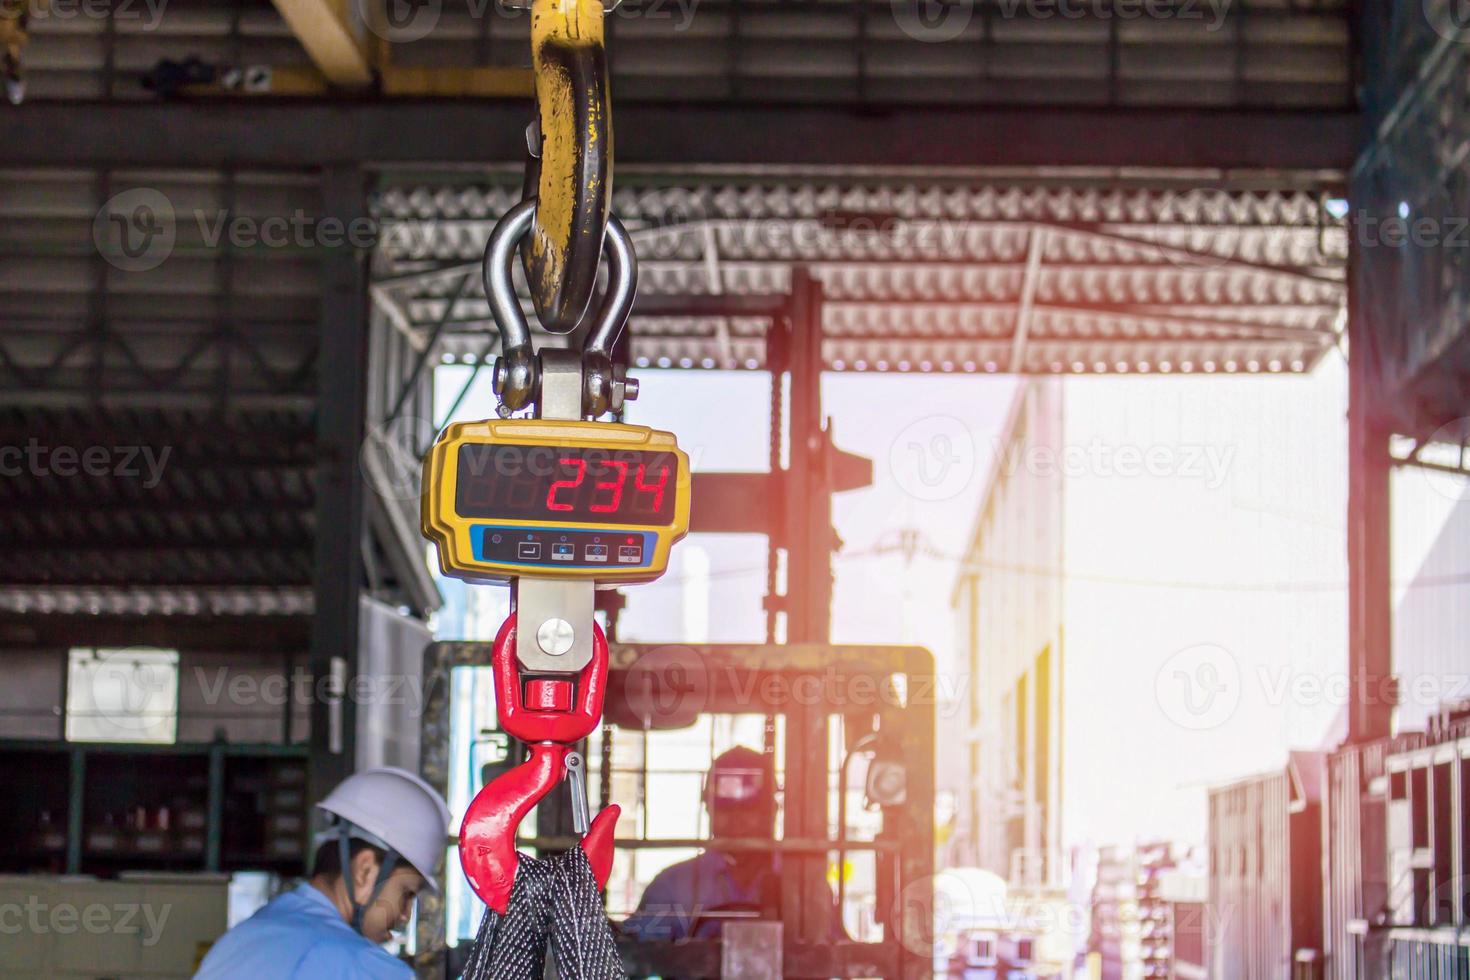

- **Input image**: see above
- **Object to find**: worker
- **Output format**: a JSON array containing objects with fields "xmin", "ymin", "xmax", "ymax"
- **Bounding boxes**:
[
  {"xmin": 621, "ymin": 745, "xmax": 843, "ymax": 942},
  {"xmin": 195, "ymin": 767, "xmax": 452, "ymax": 979}
]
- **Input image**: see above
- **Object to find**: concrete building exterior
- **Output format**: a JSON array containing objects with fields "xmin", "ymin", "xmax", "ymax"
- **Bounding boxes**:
[{"xmin": 951, "ymin": 379, "xmax": 1066, "ymax": 889}]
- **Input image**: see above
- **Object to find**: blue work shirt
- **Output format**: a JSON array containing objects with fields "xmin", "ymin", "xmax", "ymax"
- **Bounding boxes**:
[
  {"xmin": 621, "ymin": 851, "xmax": 842, "ymax": 942},
  {"xmin": 194, "ymin": 882, "xmax": 411, "ymax": 980}
]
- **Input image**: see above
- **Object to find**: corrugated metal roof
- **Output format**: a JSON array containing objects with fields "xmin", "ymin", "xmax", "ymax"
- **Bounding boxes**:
[
  {"xmin": 0, "ymin": 168, "xmax": 321, "ymax": 601},
  {"xmin": 0, "ymin": 404, "xmax": 317, "ymax": 588},
  {"xmin": 0, "ymin": 585, "xmax": 313, "ymax": 615},
  {"xmin": 0, "ymin": 167, "xmax": 320, "ymax": 407},
  {"xmin": 0, "ymin": 165, "xmax": 444, "ymax": 615},
  {"xmin": 372, "ymin": 178, "xmax": 1347, "ymax": 375},
  {"xmin": 19, "ymin": 0, "xmax": 1353, "ymax": 108}
]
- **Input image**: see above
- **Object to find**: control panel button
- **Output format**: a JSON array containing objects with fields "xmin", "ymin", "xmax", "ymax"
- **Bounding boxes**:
[{"xmin": 474, "ymin": 528, "xmax": 648, "ymax": 570}]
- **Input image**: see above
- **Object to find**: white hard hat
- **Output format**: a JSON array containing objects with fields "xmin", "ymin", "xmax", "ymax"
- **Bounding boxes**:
[{"xmin": 316, "ymin": 767, "xmax": 452, "ymax": 894}]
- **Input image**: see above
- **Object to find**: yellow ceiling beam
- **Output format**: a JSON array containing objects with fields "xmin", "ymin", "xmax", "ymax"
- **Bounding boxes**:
[
  {"xmin": 269, "ymin": 0, "xmax": 374, "ymax": 88},
  {"xmin": 172, "ymin": 65, "xmax": 534, "ymax": 99}
]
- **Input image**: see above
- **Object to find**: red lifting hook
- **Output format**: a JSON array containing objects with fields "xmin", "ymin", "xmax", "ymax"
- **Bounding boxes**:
[{"xmin": 458, "ymin": 613, "xmax": 620, "ymax": 915}]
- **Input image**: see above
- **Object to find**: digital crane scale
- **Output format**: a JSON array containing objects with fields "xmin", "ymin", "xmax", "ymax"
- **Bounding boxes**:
[{"xmin": 422, "ymin": 418, "xmax": 691, "ymax": 585}]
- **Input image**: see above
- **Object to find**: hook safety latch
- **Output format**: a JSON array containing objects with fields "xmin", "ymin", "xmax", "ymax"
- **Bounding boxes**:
[{"xmin": 458, "ymin": 613, "xmax": 619, "ymax": 915}]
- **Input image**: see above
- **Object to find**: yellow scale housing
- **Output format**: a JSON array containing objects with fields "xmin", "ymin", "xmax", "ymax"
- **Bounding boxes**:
[{"xmin": 422, "ymin": 419, "xmax": 691, "ymax": 584}]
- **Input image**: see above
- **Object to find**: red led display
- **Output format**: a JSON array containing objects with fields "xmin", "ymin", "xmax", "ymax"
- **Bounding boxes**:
[{"xmin": 456, "ymin": 444, "xmax": 678, "ymax": 527}]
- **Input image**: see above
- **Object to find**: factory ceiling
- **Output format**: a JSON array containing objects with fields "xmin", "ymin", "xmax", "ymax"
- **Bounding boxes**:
[{"xmin": 373, "ymin": 177, "xmax": 1348, "ymax": 377}]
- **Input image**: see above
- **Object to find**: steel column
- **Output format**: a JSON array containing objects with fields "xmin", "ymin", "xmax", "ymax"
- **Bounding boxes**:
[
  {"xmin": 307, "ymin": 164, "xmax": 369, "ymax": 808},
  {"xmin": 784, "ymin": 269, "xmax": 833, "ymax": 646},
  {"xmin": 206, "ymin": 742, "xmax": 225, "ymax": 872},
  {"xmin": 1346, "ymin": 237, "xmax": 1393, "ymax": 746},
  {"xmin": 1344, "ymin": 230, "xmax": 1395, "ymax": 980},
  {"xmin": 65, "ymin": 747, "xmax": 84, "ymax": 874}
]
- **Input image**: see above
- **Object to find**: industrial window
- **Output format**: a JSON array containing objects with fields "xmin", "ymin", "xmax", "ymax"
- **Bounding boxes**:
[
  {"xmin": 1411, "ymin": 767, "xmax": 1430, "ymax": 849},
  {"xmin": 1431, "ymin": 763, "xmax": 1454, "ymax": 925},
  {"xmin": 1462, "ymin": 759, "xmax": 1470, "ymax": 925},
  {"xmin": 65, "ymin": 648, "xmax": 180, "ymax": 744}
]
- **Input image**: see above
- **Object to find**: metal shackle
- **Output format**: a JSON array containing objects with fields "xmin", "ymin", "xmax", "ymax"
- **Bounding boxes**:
[{"xmin": 482, "ymin": 199, "xmax": 638, "ymax": 416}]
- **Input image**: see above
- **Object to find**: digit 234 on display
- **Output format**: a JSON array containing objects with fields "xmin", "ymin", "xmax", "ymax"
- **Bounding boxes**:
[{"xmin": 422, "ymin": 419, "xmax": 692, "ymax": 584}]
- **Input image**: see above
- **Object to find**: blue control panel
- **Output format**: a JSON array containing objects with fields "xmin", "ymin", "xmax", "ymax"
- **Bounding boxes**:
[{"xmin": 471, "ymin": 526, "xmax": 657, "ymax": 570}]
